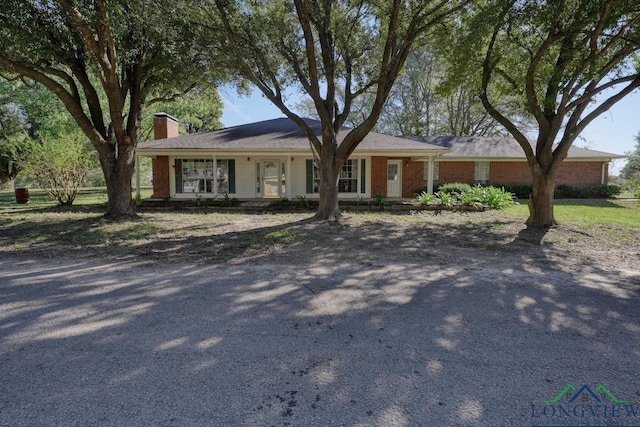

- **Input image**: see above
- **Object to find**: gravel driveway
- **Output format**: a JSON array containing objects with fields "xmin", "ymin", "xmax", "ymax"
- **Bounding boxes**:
[{"xmin": 1, "ymin": 255, "xmax": 639, "ymax": 427}]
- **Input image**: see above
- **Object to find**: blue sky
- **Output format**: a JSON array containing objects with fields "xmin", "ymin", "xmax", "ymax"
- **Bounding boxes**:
[{"xmin": 220, "ymin": 85, "xmax": 639, "ymax": 175}]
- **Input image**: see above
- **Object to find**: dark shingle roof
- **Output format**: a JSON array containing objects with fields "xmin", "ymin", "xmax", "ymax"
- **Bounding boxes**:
[
  {"xmin": 137, "ymin": 118, "xmax": 448, "ymax": 153},
  {"xmin": 139, "ymin": 117, "xmax": 623, "ymax": 160},
  {"xmin": 406, "ymin": 135, "xmax": 623, "ymax": 159}
]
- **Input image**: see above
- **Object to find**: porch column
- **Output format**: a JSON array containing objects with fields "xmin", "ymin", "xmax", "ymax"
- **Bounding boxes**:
[
  {"xmin": 213, "ymin": 155, "xmax": 217, "ymax": 195},
  {"xmin": 427, "ymin": 156, "xmax": 435, "ymax": 195},
  {"xmin": 286, "ymin": 157, "xmax": 292, "ymax": 199},
  {"xmin": 135, "ymin": 155, "xmax": 141, "ymax": 198}
]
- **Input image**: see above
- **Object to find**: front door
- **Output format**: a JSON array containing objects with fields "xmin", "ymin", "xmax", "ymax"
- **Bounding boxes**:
[
  {"xmin": 387, "ymin": 160, "xmax": 402, "ymax": 198},
  {"xmin": 262, "ymin": 160, "xmax": 280, "ymax": 198}
]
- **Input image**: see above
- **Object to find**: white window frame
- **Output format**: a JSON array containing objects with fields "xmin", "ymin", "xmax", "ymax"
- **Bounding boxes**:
[{"xmin": 475, "ymin": 161, "xmax": 490, "ymax": 184}]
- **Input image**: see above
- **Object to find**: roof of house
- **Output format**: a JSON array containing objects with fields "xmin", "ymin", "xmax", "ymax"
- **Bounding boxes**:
[
  {"xmin": 406, "ymin": 135, "xmax": 624, "ymax": 160},
  {"xmin": 137, "ymin": 117, "xmax": 449, "ymax": 155},
  {"xmin": 139, "ymin": 116, "xmax": 623, "ymax": 161}
]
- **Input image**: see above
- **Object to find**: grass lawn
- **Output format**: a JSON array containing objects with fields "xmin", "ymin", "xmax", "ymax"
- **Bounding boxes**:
[
  {"xmin": 505, "ymin": 198, "xmax": 640, "ymax": 227},
  {"xmin": 0, "ymin": 187, "xmax": 153, "ymax": 212}
]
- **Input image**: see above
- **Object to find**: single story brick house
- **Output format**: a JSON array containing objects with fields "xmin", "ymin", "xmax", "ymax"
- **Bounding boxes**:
[
  {"xmin": 137, "ymin": 114, "xmax": 622, "ymax": 200},
  {"xmin": 408, "ymin": 136, "xmax": 624, "ymax": 189},
  {"xmin": 136, "ymin": 114, "xmax": 449, "ymax": 200}
]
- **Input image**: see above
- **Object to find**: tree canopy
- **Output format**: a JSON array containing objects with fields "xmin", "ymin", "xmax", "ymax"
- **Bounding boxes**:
[
  {"xmin": 195, "ymin": 0, "xmax": 469, "ymax": 219},
  {"xmin": 457, "ymin": 0, "xmax": 640, "ymax": 226},
  {"xmin": 621, "ymin": 133, "xmax": 640, "ymax": 180},
  {"xmin": 0, "ymin": 99, "xmax": 31, "ymax": 190},
  {"xmin": 0, "ymin": 0, "xmax": 220, "ymax": 217}
]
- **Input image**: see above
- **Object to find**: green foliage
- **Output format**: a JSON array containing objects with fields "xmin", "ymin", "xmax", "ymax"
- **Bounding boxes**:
[
  {"xmin": 295, "ymin": 195, "xmax": 308, "ymax": 207},
  {"xmin": 0, "ymin": 133, "xmax": 33, "ymax": 188},
  {"xmin": 496, "ymin": 184, "xmax": 532, "ymax": 200},
  {"xmin": 0, "ymin": 1, "xmax": 225, "ymax": 217},
  {"xmin": 415, "ymin": 185, "xmax": 515, "ymax": 209},
  {"xmin": 140, "ymin": 86, "xmax": 224, "ymax": 141},
  {"xmin": 621, "ymin": 134, "xmax": 640, "ymax": 180},
  {"xmin": 0, "ymin": 82, "xmax": 37, "ymax": 187},
  {"xmin": 437, "ymin": 182, "xmax": 472, "ymax": 195},
  {"xmin": 415, "ymin": 191, "xmax": 437, "ymax": 205},
  {"xmin": 193, "ymin": 0, "xmax": 467, "ymax": 219},
  {"xmin": 133, "ymin": 194, "xmax": 143, "ymax": 207},
  {"xmin": 457, "ymin": 187, "xmax": 484, "ymax": 207},
  {"xmin": 21, "ymin": 131, "xmax": 93, "ymax": 206},
  {"xmin": 555, "ymin": 184, "xmax": 622, "ymax": 199},
  {"xmin": 451, "ymin": 0, "xmax": 640, "ymax": 226},
  {"xmin": 554, "ymin": 184, "xmax": 583, "ymax": 199},
  {"xmin": 436, "ymin": 191, "xmax": 457, "ymax": 207},
  {"xmin": 627, "ymin": 173, "xmax": 640, "ymax": 199},
  {"xmin": 469, "ymin": 185, "xmax": 515, "ymax": 209},
  {"xmin": 583, "ymin": 184, "xmax": 622, "ymax": 199},
  {"xmin": 374, "ymin": 193, "xmax": 388, "ymax": 207},
  {"xmin": 219, "ymin": 193, "xmax": 238, "ymax": 207}
]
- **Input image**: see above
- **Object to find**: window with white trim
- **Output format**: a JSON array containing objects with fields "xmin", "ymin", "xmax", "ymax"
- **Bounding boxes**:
[
  {"xmin": 306, "ymin": 159, "xmax": 363, "ymax": 194},
  {"xmin": 475, "ymin": 161, "xmax": 490, "ymax": 184},
  {"xmin": 175, "ymin": 158, "xmax": 235, "ymax": 194},
  {"xmin": 339, "ymin": 159, "xmax": 358, "ymax": 193}
]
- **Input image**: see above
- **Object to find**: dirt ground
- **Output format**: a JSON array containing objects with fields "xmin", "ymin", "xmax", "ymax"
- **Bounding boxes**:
[{"xmin": 1, "ymin": 207, "xmax": 638, "ymax": 276}]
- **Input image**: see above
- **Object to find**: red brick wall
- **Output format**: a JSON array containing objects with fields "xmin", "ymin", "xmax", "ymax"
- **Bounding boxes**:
[
  {"xmin": 557, "ymin": 162, "xmax": 605, "ymax": 187},
  {"xmin": 439, "ymin": 161, "xmax": 476, "ymax": 184},
  {"xmin": 439, "ymin": 160, "xmax": 606, "ymax": 188},
  {"xmin": 370, "ymin": 156, "xmax": 424, "ymax": 197},
  {"xmin": 152, "ymin": 156, "xmax": 170, "ymax": 198},
  {"xmin": 490, "ymin": 162, "xmax": 532, "ymax": 184},
  {"xmin": 402, "ymin": 159, "xmax": 424, "ymax": 197},
  {"xmin": 371, "ymin": 156, "xmax": 387, "ymax": 196}
]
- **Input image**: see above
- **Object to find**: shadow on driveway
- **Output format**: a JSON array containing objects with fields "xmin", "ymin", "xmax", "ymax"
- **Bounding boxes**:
[{"xmin": 1, "ymin": 243, "xmax": 639, "ymax": 426}]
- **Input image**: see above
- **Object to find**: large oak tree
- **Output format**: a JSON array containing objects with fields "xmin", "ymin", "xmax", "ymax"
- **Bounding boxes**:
[
  {"xmin": 0, "ymin": 0, "xmax": 215, "ymax": 217},
  {"xmin": 196, "ymin": 0, "xmax": 468, "ymax": 220},
  {"xmin": 467, "ymin": 0, "xmax": 640, "ymax": 227}
]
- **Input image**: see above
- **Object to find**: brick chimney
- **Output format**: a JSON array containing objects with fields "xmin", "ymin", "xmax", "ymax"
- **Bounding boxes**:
[
  {"xmin": 151, "ymin": 113, "xmax": 178, "ymax": 198},
  {"xmin": 153, "ymin": 113, "xmax": 179, "ymax": 139}
]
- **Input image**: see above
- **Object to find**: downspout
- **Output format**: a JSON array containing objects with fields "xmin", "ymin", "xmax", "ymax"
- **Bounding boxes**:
[{"xmin": 601, "ymin": 162, "xmax": 607, "ymax": 185}]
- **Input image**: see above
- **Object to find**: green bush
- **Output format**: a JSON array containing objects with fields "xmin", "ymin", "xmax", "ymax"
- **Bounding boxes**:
[
  {"xmin": 477, "ymin": 185, "xmax": 516, "ymax": 209},
  {"xmin": 416, "ymin": 185, "xmax": 514, "ymax": 209},
  {"xmin": 583, "ymin": 183, "xmax": 622, "ymax": 198},
  {"xmin": 555, "ymin": 184, "xmax": 583, "ymax": 198},
  {"xmin": 435, "ymin": 191, "xmax": 457, "ymax": 207},
  {"xmin": 21, "ymin": 131, "xmax": 93, "ymax": 206},
  {"xmin": 554, "ymin": 183, "xmax": 622, "ymax": 199},
  {"xmin": 457, "ymin": 185, "xmax": 515, "ymax": 209},
  {"xmin": 625, "ymin": 173, "xmax": 640, "ymax": 198},
  {"xmin": 497, "ymin": 184, "xmax": 532, "ymax": 199},
  {"xmin": 458, "ymin": 186, "xmax": 484, "ymax": 206},
  {"xmin": 437, "ymin": 182, "xmax": 472, "ymax": 195},
  {"xmin": 374, "ymin": 193, "xmax": 388, "ymax": 207},
  {"xmin": 414, "ymin": 191, "xmax": 437, "ymax": 205}
]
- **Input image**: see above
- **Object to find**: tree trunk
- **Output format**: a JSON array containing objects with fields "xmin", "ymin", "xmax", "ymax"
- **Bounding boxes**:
[
  {"xmin": 527, "ymin": 170, "xmax": 557, "ymax": 227},
  {"xmin": 101, "ymin": 142, "xmax": 137, "ymax": 219},
  {"xmin": 314, "ymin": 153, "xmax": 341, "ymax": 221}
]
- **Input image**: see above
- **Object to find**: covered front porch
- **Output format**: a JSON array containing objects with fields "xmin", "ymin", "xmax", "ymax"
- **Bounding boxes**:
[{"xmin": 135, "ymin": 153, "xmax": 441, "ymax": 201}]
